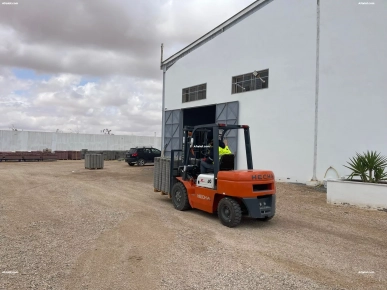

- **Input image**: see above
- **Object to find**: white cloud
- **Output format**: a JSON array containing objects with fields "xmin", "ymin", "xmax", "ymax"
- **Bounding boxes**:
[
  {"xmin": 0, "ymin": 0, "xmax": 255, "ymax": 135},
  {"xmin": 0, "ymin": 71, "xmax": 162, "ymax": 135}
]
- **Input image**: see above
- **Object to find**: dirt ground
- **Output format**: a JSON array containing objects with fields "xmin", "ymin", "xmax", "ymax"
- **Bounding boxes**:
[{"xmin": 0, "ymin": 160, "xmax": 386, "ymax": 290}]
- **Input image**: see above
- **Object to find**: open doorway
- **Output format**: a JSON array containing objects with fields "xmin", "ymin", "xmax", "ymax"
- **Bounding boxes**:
[
  {"xmin": 183, "ymin": 105, "xmax": 216, "ymax": 151},
  {"xmin": 183, "ymin": 105, "xmax": 216, "ymax": 127}
]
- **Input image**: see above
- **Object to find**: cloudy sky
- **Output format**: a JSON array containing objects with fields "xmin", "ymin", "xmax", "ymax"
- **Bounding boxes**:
[{"xmin": 0, "ymin": 0, "xmax": 254, "ymax": 136}]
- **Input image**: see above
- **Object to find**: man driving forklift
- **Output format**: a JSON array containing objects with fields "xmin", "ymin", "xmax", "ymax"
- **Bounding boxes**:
[{"xmin": 200, "ymin": 138, "xmax": 232, "ymax": 173}]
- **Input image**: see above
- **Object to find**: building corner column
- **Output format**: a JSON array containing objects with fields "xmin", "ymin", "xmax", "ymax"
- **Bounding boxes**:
[
  {"xmin": 311, "ymin": 0, "xmax": 321, "ymax": 183},
  {"xmin": 161, "ymin": 66, "xmax": 166, "ymax": 156}
]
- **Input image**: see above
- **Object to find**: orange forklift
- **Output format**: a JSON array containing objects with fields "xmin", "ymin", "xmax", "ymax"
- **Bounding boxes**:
[{"xmin": 169, "ymin": 123, "xmax": 276, "ymax": 228}]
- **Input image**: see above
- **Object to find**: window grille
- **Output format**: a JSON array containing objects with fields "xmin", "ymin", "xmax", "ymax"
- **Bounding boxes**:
[
  {"xmin": 232, "ymin": 69, "xmax": 269, "ymax": 94},
  {"xmin": 182, "ymin": 83, "xmax": 207, "ymax": 103}
]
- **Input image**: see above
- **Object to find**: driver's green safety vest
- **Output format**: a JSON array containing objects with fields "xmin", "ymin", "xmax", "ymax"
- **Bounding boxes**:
[{"xmin": 219, "ymin": 146, "xmax": 232, "ymax": 158}]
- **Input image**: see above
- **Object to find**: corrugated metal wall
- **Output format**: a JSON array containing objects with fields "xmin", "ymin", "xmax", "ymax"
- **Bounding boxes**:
[{"xmin": 0, "ymin": 130, "xmax": 161, "ymax": 151}]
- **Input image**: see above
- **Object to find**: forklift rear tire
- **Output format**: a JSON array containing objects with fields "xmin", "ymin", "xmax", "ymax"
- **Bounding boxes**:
[
  {"xmin": 217, "ymin": 197, "xmax": 242, "ymax": 228},
  {"xmin": 171, "ymin": 182, "xmax": 191, "ymax": 211}
]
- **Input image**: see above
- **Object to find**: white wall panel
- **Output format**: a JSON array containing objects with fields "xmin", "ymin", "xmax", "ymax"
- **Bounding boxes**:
[
  {"xmin": 317, "ymin": 0, "xmax": 387, "ymax": 180},
  {"xmin": 0, "ymin": 131, "xmax": 161, "ymax": 151},
  {"xmin": 164, "ymin": 0, "xmax": 317, "ymax": 183}
]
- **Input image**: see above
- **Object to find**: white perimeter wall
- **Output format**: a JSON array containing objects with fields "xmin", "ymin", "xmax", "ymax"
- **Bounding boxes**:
[
  {"xmin": 0, "ymin": 130, "xmax": 162, "ymax": 152},
  {"xmin": 165, "ymin": 0, "xmax": 317, "ymax": 183},
  {"xmin": 317, "ymin": 0, "xmax": 387, "ymax": 180}
]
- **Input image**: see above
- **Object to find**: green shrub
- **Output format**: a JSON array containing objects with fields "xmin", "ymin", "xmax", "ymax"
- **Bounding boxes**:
[{"xmin": 344, "ymin": 151, "xmax": 387, "ymax": 183}]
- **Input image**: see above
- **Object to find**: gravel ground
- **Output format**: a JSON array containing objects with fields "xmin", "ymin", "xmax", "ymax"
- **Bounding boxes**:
[{"xmin": 0, "ymin": 160, "xmax": 386, "ymax": 290}]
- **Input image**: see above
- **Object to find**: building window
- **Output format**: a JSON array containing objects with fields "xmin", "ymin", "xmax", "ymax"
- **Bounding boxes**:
[
  {"xmin": 232, "ymin": 69, "xmax": 269, "ymax": 94},
  {"xmin": 182, "ymin": 83, "xmax": 207, "ymax": 103}
]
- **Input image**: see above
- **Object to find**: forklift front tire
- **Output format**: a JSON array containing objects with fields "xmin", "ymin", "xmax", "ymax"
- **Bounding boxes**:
[{"xmin": 171, "ymin": 182, "xmax": 191, "ymax": 211}]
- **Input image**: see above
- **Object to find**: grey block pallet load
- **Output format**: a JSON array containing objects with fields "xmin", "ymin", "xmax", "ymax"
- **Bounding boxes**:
[
  {"xmin": 85, "ymin": 154, "xmax": 104, "ymax": 169},
  {"xmin": 165, "ymin": 158, "xmax": 171, "ymax": 195},
  {"xmin": 154, "ymin": 156, "xmax": 182, "ymax": 195},
  {"xmin": 154, "ymin": 157, "xmax": 171, "ymax": 196},
  {"xmin": 154, "ymin": 157, "xmax": 161, "ymax": 190},
  {"xmin": 160, "ymin": 159, "xmax": 165, "ymax": 193}
]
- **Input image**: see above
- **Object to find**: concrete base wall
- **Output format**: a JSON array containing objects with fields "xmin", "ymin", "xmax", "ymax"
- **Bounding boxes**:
[
  {"xmin": 0, "ymin": 130, "xmax": 162, "ymax": 152},
  {"xmin": 327, "ymin": 179, "xmax": 387, "ymax": 210}
]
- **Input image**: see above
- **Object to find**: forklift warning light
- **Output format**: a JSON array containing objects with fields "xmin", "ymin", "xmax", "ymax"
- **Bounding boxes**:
[
  {"xmin": 241, "ymin": 125, "xmax": 249, "ymax": 128},
  {"xmin": 218, "ymin": 123, "xmax": 226, "ymax": 127}
]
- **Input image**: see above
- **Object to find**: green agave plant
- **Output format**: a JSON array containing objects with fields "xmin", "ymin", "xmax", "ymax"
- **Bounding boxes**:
[{"xmin": 344, "ymin": 151, "xmax": 387, "ymax": 183}]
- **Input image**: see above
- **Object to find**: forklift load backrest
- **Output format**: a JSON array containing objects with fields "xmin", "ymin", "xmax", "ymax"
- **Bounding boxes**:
[{"xmin": 219, "ymin": 154, "xmax": 235, "ymax": 171}]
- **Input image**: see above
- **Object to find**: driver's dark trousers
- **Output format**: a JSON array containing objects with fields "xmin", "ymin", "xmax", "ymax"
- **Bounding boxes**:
[{"xmin": 200, "ymin": 161, "xmax": 214, "ymax": 174}]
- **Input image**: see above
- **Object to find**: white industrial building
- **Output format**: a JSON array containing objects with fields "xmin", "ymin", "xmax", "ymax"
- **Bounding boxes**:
[{"xmin": 160, "ymin": 0, "xmax": 387, "ymax": 184}]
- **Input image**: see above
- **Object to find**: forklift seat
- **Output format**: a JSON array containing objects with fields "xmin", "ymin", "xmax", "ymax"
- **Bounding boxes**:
[{"xmin": 219, "ymin": 154, "xmax": 235, "ymax": 171}]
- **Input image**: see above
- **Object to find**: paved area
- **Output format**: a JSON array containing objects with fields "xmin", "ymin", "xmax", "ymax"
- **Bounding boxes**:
[{"xmin": 0, "ymin": 161, "xmax": 386, "ymax": 289}]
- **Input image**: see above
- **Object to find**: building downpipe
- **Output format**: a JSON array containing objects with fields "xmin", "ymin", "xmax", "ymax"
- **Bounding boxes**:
[{"xmin": 160, "ymin": 43, "xmax": 166, "ymax": 156}]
